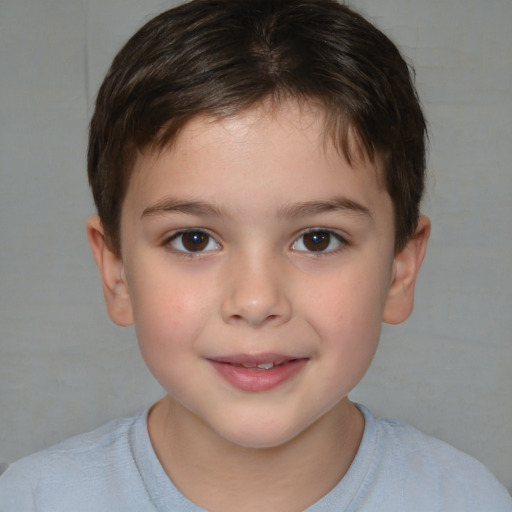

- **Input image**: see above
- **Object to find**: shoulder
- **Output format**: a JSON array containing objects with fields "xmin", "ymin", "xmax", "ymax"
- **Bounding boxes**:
[
  {"xmin": 3, "ymin": 414, "xmax": 135, "ymax": 476},
  {"xmin": 361, "ymin": 407, "xmax": 512, "ymax": 511},
  {"xmin": 0, "ymin": 413, "xmax": 153, "ymax": 512}
]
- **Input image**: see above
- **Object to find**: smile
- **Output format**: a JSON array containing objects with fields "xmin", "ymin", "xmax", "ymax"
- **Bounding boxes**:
[
  {"xmin": 237, "ymin": 361, "xmax": 284, "ymax": 370},
  {"xmin": 208, "ymin": 355, "xmax": 308, "ymax": 392}
]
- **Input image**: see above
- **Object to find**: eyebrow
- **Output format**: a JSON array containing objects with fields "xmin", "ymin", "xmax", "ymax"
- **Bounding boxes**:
[
  {"xmin": 141, "ymin": 198, "xmax": 228, "ymax": 219},
  {"xmin": 141, "ymin": 196, "xmax": 371, "ymax": 220},
  {"xmin": 277, "ymin": 197, "xmax": 372, "ymax": 219}
]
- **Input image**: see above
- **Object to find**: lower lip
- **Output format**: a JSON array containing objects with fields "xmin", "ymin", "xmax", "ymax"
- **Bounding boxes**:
[{"xmin": 209, "ymin": 359, "xmax": 308, "ymax": 392}]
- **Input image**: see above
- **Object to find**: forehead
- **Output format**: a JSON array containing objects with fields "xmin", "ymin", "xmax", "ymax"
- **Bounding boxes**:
[{"xmin": 126, "ymin": 100, "xmax": 388, "ymax": 217}]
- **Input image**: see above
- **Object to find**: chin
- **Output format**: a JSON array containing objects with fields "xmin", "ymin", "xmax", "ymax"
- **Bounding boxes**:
[
  {"xmin": 213, "ymin": 414, "xmax": 315, "ymax": 450},
  {"xmin": 223, "ymin": 430, "xmax": 298, "ymax": 450}
]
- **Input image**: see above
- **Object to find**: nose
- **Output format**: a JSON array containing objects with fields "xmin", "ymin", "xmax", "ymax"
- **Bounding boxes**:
[{"xmin": 221, "ymin": 253, "xmax": 292, "ymax": 328}]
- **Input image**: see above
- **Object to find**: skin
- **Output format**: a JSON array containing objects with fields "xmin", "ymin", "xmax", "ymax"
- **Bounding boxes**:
[{"xmin": 87, "ymin": 100, "xmax": 430, "ymax": 512}]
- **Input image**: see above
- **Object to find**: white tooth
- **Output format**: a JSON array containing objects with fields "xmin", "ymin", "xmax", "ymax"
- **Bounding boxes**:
[
  {"xmin": 241, "ymin": 363, "xmax": 258, "ymax": 368},
  {"xmin": 257, "ymin": 362, "xmax": 274, "ymax": 370}
]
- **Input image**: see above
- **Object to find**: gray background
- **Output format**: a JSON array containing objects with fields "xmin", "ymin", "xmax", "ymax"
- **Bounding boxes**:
[{"xmin": 1, "ymin": 0, "xmax": 511, "ymax": 492}]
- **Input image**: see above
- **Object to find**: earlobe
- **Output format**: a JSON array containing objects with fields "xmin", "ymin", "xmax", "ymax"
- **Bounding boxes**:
[
  {"xmin": 383, "ymin": 215, "xmax": 431, "ymax": 325},
  {"xmin": 86, "ymin": 216, "xmax": 134, "ymax": 327}
]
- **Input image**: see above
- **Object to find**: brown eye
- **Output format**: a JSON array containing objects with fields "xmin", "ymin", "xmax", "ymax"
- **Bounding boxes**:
[
  {"xmin": 182, "ymin": 232, "xmax": 209, "ymax": 251},
  {"xmin": 302, "ymin": 231, "xmax": 331, "ymax": 252},
  {"xmin": 292, "ymin": 229, "xmax": 346, "ymax": 253},
  {"xmin": 169, "ymin": 230, "xmax": 219, "ymax": 253}
]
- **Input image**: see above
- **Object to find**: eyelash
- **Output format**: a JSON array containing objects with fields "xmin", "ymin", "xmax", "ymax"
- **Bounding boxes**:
[
  {"xmin": 164, "ymin": 229, "xmax": 221, "ymax": 257},
  {"xmin": 163, "ymin": 228, "xmax": 349, "ymax": 257},
  {"xmin": 291, "ymin": 228, "xmax": 349, "ymax": 256}
]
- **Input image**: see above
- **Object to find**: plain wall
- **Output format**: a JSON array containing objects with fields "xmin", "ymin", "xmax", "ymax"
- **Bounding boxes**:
[{"xmin": 1, "ymin": 0, "xmax": 511, "ymax": 492}]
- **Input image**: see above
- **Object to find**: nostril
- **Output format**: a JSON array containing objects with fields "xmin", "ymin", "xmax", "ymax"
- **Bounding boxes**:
[
  {"xmin": 227, "ymin": 311, "xmax": 283, "ymax": 327},
  {"xmin": 221, "ymin": 281, "xmax": 292, "ymax": 327}
]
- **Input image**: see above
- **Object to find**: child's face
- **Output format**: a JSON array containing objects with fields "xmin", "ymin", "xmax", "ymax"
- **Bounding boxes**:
[{"xmin": 91, "ymin": 100, "xmax": 427, "ymax": 449}]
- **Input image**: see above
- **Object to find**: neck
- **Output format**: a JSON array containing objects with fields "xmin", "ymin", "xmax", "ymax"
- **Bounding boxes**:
[{"xmin": 148, "ymin": 396, "xmax": 364, "ymax": 512}]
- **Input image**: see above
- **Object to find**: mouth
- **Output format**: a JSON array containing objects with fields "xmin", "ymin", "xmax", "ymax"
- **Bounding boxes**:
[
  {"xmin": 207, "ymin": 354, "xmax": 308, "ymax": 392},
  {"xmin": 232, "ymin": 361, "xmax": 286, "ymax": 370}
]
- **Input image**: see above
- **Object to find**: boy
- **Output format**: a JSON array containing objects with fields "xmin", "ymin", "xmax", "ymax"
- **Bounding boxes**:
[{"xmin": 1, "ymin": 0, "xmax": 510, "ymax": 510}]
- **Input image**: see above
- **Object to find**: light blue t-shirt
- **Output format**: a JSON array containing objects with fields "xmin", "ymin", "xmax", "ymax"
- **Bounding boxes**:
[{"xmin": 1, "ymin": 404, "xmax": 510, "ymax": 511}]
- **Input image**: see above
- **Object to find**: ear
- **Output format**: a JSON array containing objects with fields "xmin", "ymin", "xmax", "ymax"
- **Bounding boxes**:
[
  {"xmin": 383, "ymin": 215, "xmax": 431, "ymax": 325},
  {"xmin": 86, "ymin": 216, "xmax": 134, "ymax": 327}
]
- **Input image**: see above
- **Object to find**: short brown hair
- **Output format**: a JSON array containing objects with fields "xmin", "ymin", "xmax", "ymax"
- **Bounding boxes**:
[{"xmin": 88, "ymin": 0, "xmax": 426, "ymax": 253}]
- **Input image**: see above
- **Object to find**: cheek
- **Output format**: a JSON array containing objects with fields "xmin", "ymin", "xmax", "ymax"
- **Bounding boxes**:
[
  {"xmin": 307, "ymin": 265, "xmax": 389, "ymax": 324},
  {"xmin": 132, "ymin": 295, "xmax": 203, "ymax": 395},
  {"xmin": 304, "ymin": 263, "xmax": 389, "ymax": 359},
  {"xmin": 128, "ymin": 275, "xmax": 211, "ymax": 362},
  {"xmin": 315, "ymin": 285, "xmax": 383, "ymax": 399}
]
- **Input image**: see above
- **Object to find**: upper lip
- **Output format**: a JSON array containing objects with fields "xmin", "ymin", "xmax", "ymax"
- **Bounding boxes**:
[{"xmin": 208, "ymin": 353, "xmax": 306, "ymax": 365}]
